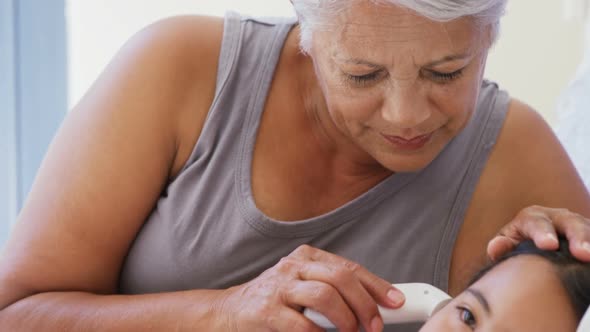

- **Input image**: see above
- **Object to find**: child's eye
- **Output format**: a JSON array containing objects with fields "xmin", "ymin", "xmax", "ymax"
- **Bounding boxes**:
[{"xmin": 457, "ymin": 306, "xmax": 477, "ymax": 329}]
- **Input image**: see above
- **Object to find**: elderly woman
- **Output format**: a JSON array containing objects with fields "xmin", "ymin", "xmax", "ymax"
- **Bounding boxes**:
[{"xmin": 0, "ymin": 0, "xmax": 589, "ymax": 331}]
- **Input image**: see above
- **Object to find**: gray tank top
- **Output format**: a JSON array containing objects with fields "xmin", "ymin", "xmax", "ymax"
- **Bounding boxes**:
[{"xmin": 119, "ymin": 12, "xmax": 510, "ymax": 331}]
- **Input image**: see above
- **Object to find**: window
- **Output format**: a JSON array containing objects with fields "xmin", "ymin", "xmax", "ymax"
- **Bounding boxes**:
[{"xmin": 0, "ymin": 0, "xmax": 67, "ymax": 245}]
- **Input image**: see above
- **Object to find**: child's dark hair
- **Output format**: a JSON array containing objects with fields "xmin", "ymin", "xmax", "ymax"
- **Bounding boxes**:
[{"xmin": 469, "ymin": 237, "xmax": 590, "ymax": 320}]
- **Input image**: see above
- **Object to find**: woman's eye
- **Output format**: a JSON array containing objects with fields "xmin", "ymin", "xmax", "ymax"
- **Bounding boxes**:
[
  {"xmin": 457, "ymin": 306, "xmax": 477, "ymax": 329},
  {"xmin": 427, "ymin": 69, "xmax": 464, "ymax": 83},
  {"xmin": 345, "ymin": 71, "xmax": 381, "ymax": 86}
]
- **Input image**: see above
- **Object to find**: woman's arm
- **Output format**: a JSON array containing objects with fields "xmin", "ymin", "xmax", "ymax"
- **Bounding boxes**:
[
  {"xmin": 449, "ymin": 98, "xmax": 590, "ymax": 295},
  {"xmin": 0, "ymin": 15, "xmax": 224, "ymax": 330},
  {"xmin": 0, "ymin": 291, "xmax": 227, "ymax": 331}
]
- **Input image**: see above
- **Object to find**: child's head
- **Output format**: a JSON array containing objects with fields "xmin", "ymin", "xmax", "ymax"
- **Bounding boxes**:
[{"xmin": 420, "ymin": 238, "xmax": 590, "ymax": 331}]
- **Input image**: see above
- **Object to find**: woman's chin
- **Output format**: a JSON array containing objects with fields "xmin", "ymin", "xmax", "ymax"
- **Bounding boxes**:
[
  {"xmin": 375, "ymin": 151, "xmax": 440, "ymax": 173},
  {"xmin": 370, "ymin": 133, "xmax": 449, "ymax": 172}
]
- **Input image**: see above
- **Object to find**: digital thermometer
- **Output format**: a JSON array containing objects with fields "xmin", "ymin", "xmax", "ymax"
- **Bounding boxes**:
[{"xmin": 303, "ymin": 283, "xmax": 452, "ymax": 327}]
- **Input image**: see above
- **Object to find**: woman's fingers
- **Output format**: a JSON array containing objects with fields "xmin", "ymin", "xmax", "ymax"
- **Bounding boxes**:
[
  {"xmin": 289, "ymin": 245, "xmax": 402, "ymax": 332},
  {"xmin": 296, "ymin": 245, "xmax": 406, "ymax": 308},
  {"xmin": 267, "ymin": 307, "xmax": 326, "ymax": 332},
  {"xmin": 358, "ymin": 263, "xmax": 406, "ymax": 309},
  {"xmin": 514, "ymin": 207, "xmax": 559, "ymax": 249},
  {"xmin": 487, "ymin": 235, "xmax": 518, "ymax": 261},
  {"xmin": 487, "ymin": 206, "xmax": 560, "ymax": 261},
  {"xmin": 284, "ymin": 280, "xmax": 359, "ymax": 332},
  {"xmin": 295, "ymin": 261, "xmax": 381, "ymax": 332},
  {"xmin": 487, "ymin": 205, "xmax": 590, "ymax": 262},
  {"xmin": 545, "ymin": 207, "xmax": 590, "ymax": 261}
]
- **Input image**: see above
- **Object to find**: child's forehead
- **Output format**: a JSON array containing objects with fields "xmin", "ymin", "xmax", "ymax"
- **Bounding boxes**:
[{"xmin": 475, "ymin": 255, "xmax": 557, "ymax": 289}]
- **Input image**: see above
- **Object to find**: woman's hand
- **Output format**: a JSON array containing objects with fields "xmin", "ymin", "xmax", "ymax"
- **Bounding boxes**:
[
  {"xmin": 487, "ymin": 205, "xmax": 590, "ymax": 262},
  {"xmin": 215, "ymin": 245, "xmax": 406, "ymax": 332}
]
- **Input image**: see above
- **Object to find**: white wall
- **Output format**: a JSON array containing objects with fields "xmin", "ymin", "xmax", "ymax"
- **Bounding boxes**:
[
  {"xmin": 67, "ymin": 1, "xmax": 587, "ymax": 124},
  {"xmin": 66, "ymin": 0, "xmax": 295, "ymax": 109},
  {"xmin": 485, "ymin": 1, "xmax": 586, "ymax": 123}
]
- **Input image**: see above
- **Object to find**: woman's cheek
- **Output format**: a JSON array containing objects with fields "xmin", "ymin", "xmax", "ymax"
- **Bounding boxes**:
[{"xmin": 330, "ymin": 92, "xmax": 383, "ymax": 120}]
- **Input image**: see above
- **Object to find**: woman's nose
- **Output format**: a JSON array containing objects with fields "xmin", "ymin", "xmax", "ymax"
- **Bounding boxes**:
[{"xmin": 381, "ymin": 82, "xmax": 431, "ymax": 128}]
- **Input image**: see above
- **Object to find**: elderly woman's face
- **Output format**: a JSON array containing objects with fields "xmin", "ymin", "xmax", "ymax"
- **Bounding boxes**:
[
  {"xmin": 309, "ymin": 2, "xmax": 490, "ymax": 172},
  {"xmin": 419, "ymin": 256, "xmax": 578, "ymax": 331}
]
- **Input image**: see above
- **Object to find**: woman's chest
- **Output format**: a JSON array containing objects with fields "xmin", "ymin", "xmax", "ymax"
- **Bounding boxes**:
[{"xmin": 250, "ymin": 92, "xmax": 391, "ymax": 221}]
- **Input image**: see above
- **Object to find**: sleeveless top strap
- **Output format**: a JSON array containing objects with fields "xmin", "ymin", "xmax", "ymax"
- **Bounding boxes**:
[{"xmin": 433, "ymin": 81, "xmax": 510, "ymax": 287}]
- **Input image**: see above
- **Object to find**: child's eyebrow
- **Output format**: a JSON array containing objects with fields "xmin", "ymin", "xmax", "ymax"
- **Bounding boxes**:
[{"xmin": 466, "ymin": 288, "xmax": 491, "ymax": 315}]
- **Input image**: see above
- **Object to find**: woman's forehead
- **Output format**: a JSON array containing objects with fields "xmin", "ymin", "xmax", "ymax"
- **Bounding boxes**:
[
  {"xmin": 329, "ymin": 1, "xmax": 478, "ymax": 38},
  {"xmin": 315, "ymin": 4, "xmax": 484, "ymax": 59},
  {"xmin": 332, "ymin": 18, "xmax": 479, "ymax": 46},
  {"xmin": 320, "ymin": 22, "xmax": 481, "ymax": 68}
]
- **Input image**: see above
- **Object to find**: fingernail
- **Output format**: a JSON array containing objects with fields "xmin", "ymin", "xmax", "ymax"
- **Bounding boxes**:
[
  {"xmin": 387, "ymin": 289, "xmax": 405, "ymax": 306},
  {"xmin": 582, "ymin": 242, "xmax": 590, "ymax": 253},
  {"xmin": 371, "ymin": 315, "xmax": 383, "ymax": 332},
  {"xmin": 546, "ymin": 233, "xmax": 558, "ymax": 243}
]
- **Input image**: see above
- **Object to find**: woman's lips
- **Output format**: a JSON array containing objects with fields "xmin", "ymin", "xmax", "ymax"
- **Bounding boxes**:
[{"xmin": 381, "ymin": 131, "xmax": 434, "ymax": 151}]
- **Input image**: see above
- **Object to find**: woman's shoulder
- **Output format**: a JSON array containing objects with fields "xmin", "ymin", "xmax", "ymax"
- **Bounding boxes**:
[
  {"xmin": 111, "ymin": 15, "xmax": 224, "ymax": 89},
  {"xmin": 125, "ymin": 15, "xmax": 225, "ymax": 106},
  {"xmin": 474, "ymin": 97, "xmax": 590, "ymax": 215},
  {"xmin": 129, "ymin": 15, "xmax": 225, "ymax": 65},
  {"xmin": 108, "ymin": 15, "xmax": 225, "ymax": 177},
  {"xmin": 490, "ymin": 98, "xmax": 571, "ymax": 186}
]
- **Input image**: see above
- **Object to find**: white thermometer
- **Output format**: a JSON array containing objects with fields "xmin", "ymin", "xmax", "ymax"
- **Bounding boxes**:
[{"xmin": 304, "ymin": 283, "xmax": 452, "ymax": 328}]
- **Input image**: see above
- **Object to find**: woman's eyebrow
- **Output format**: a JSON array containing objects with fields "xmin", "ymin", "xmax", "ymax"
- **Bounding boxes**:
[
  {"xmin": 466, "ymin": 288, "xmax": 491, "ymax": 315},
  {"xmin": 336, "ymin": 57, "xmax": 382, "ymax": 69},
  {"xmin": 425, "ymin": 53, "xmax": 471, "ymax": 67},
  {"xmin": 336, "ymin": 53, "xmax": 472, "ymax": 69}
]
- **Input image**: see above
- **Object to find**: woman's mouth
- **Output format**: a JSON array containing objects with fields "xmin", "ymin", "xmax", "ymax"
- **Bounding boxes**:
[{"xmin": 381, "ymin": 131, "xmax": 434, "ymax": 151}]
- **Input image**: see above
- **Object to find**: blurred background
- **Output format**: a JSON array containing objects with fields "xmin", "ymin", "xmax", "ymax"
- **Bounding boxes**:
[{"xmin": 1, "ymin": 0, "xmax": 589, "ymax": 245}]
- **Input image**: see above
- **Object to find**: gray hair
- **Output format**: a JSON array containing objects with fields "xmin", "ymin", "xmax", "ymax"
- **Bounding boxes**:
[{"xmin": 291, "ymin": 0, "xmax": 508, "ymax": 53}]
